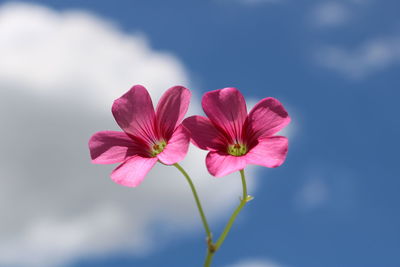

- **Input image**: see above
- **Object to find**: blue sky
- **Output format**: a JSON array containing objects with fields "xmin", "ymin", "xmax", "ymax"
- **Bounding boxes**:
[{"xmin": 0, "ymin": 0, "xmax": 399, "ymax": 266}]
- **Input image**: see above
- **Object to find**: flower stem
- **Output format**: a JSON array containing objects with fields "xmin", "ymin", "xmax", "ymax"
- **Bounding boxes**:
[
  {"xmin": 173, "ymin": 163, "xmax": 212, "ymax": 240},
  {"xmin": 203, "ymin": 169, "xmax": 249, "ymax": 266},
  {"xmin": 174, "ymin": 165, "xmax": 250, "ymax": 267},
  {"xmin": 214, "ymin": 169, "xmax": 248, "ymax": 251},
  {"xmin": 204, "ymin": 249, "xmax": 215, "ymax": 267}
]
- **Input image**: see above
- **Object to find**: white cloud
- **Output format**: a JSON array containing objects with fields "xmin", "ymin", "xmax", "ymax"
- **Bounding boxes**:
[
  {"xmin": 310, "ymin": 0, "xmax": 400, "ymax": 79},
  {"xmin": 310, "ymin": 0, "xmax": 371, "ymax": 28},
  {"xmin": 0, "ymin": 3, "xmax": 258, "ymax": 266},
  {"xmin": 227, "ymin": 258, "xmax": 286, "ymax": 267},
  {"xmin": 294, "ymin": 165, "xmax": 331, "ymax": 212},
  {"xmin": 312, "ymin": 1, "xmax": 350, "ymax": 27},
  {"xmin": 315, "ymin": 36, "xmax": 400, "ymax": 79},
  {"xmin": 294, "ymin": 177, "xmax": 329, "ymax": 212},
  {"xmin": 294, "ymin": 165, "xmax": 358, "ymax": 213}
]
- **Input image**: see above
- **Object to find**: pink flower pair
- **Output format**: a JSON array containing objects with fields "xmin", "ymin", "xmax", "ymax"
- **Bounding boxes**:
[{"xmin": 89, "ymin": 85, "xmax": 290, "ymax": 187}]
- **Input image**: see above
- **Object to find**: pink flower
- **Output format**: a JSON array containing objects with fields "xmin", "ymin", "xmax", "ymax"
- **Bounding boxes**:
[
  {"xmin": 89, "ymin": 85, "xmax": 191, "ymax": 187},
  {"xmin": 182, "ymin": 87, "xmax": 290, "ymax": 177}
]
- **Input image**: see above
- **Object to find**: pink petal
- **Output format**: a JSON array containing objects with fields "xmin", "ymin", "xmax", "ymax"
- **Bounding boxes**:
[
  {"xmin": 246, "ymin": 97, "xmax": 290, "ymax": 141},
  {"xmin": 156, "ymin": 86, "xmax": 191, "ymax": 139},
  {"xmin": 112, "ymin": 85, "xmax": 158, "ymax": 144},
  {"xmin": 245, "ymin": 136, "xmax": 288, "ymax": 168},
  {"xmin": 202, "ymin": 87, "xmax": 247, "ymax": 143},
  {"xmin": 182, "ymin": 116, "xmax": 227, "ymax": 151},
  {"xmin": 111, "ymin": 156, "xmax": 158, "ymax": 187},
  {"xmin": 89, "ymin": 131, "xmax": 144, "ymax": 164},
  {"xmin": 206, "ymin": 152, "xmax": 247, "ymax": 177},
  {"xmin": 157, "ymin": 125, "xmax": 190, "ymax": 165}
]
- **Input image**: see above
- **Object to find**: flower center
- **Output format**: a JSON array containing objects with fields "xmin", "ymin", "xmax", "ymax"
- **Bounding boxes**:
[
  {"xmin": 227, "ymin": 143, "xmax": 247, "ymax": 156},
  {"xmin": 150, "ymin": 140, "xmax": 167, "ymax": 157}
]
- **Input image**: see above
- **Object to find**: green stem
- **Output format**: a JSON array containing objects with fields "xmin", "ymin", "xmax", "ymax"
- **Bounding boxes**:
[
  {"xmin": 204, "ymin": 250, "xmax": 215, "ymax": 267},
  {"xmin": 214, "ymin": 169, "xmax": 248, "ymax": 250},
  {"xmin": 174, "ymin": 165, "xmax": 250, "ymax": 267},
  {"xmin": 173, "ymin": 163, "xmax": 212, "ymax": 240}
]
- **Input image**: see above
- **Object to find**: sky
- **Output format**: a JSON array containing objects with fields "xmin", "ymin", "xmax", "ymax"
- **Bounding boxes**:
[{"xmin": 0, "ymin": 0, "xmax": 399, "ymax": 267}]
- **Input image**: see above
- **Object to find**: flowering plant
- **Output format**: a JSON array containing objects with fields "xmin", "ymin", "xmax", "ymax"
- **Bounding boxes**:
[{"xmin": 89, "ymin": 85, "xmax": 290, "ymax": 267}]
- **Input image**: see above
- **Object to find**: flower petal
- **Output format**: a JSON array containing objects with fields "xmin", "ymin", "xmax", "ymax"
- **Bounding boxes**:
[
  {"xmin": 112, "ymin": 85, "xmax": 157, "ymax": 144},
  {"xmin": 157, "ymin": 125, "xmax": 190, "ymax": 165},
  {"xmin": 182, "ymin": 116, "xmax": 227, "ymax": 151},
  {"xmin": 156, "ymin": 86, "xmax": 191, "ymax": 140},
  {"xmin": 89, "ymin": 131, "xmax": 143, "ymax": 164},
  {"xmin": 202, "ymin": 87, "xmax": 247, "ymax": 143},
  {"xmin": 111, "ymin": 156, "xmax": 158, "ymax": 187},
  {"xmin": 245, "ymin": 136, "xmax": 288, "ymax": 168},
  {"xmin": 206, "ymin": 151, "xmax": 247, "ymax": 177},
  {"xmin": 246, "ymin": 97, "xmax": 290, "ymax": 141}
]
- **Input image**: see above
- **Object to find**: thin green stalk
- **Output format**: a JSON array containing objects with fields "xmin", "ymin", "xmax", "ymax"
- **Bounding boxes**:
[
  {"xmin": 204, "ymin": 250, "xmax": 215, "ymax": 267},
  {"xmin": 203, "ymin": 169, "xmax": 250, "ymax": 266},
  {"xmin": 174, "ymin": 165, "xmax": 250, "ymax": 267},
  {"xmin": 215, "ymin": 169, "xmax": 248, "ymax": 250},
  {"xmin": 173, "ymin": 163, "xmax": 212, "ymax": 240}
]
